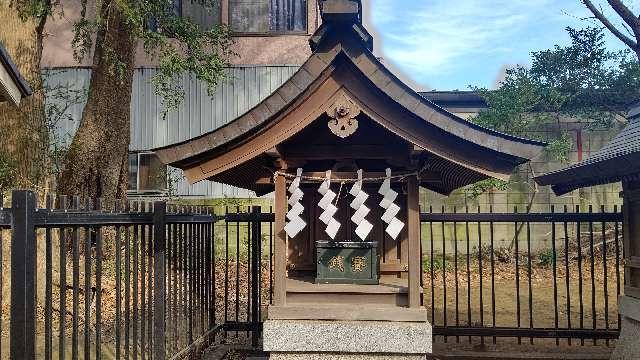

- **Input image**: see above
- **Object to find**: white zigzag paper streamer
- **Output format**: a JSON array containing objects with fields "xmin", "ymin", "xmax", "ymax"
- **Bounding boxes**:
[
  {"xmin": 378, "ymin": 168, "xmax": 405, "ymax": 240},
  {"xmin": 284, "ymin": 168, "xmax": 307, "ymax": 238},
  {"xmin": 349, "ymin": 169, "xmax": 373, "ymax": 241},
  {"xmin": 318, "ymin": 170, "xmax": 340, "ymax": 239}
]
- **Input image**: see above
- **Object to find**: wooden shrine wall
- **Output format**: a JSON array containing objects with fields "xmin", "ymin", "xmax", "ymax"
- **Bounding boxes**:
[{"xmin": 287, "ymin": 183, "xmax": 408, "ymax": 277}]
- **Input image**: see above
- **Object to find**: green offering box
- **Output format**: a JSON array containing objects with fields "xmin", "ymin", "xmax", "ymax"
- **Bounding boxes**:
[{"xmin": 316, "ymin": 240, "xmax": 379, "ymax": 285}]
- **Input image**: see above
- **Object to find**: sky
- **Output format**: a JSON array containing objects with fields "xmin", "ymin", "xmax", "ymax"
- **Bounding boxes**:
[{"xmin": 362, "ymin": 0, "xmax": 639, "ymax": 91}]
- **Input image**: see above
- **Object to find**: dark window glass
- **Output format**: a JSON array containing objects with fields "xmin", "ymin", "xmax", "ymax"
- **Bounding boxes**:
[
  {"xmin": 138, "ymin": 153, "xmax": 167, "ymax": 192},
  {"xmin": 184, "ymin": 0, "xmax": 221, "ymax": 30},
  {"xmin": 146, "ymin": 0, "xmax": 221, "ymax": 32},
  {"xmin": 230, "ymin": 0, "xmax": 307, "ymax": 33},
  {"xmin": 270, "ymin": 0, "xmax": 307, "ymax": 32},
  {"xmin": 128, "ymin": 153, "xmax": 167, "ymax": 193},
  {"xmin": 128, "ymin": 154, "xmax": 139, "ymax": 191}
]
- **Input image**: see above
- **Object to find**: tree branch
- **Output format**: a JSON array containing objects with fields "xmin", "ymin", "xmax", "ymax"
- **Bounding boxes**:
[
  {"xmin": 607, "ymin": 0, "xmax": 640, "ymax": 33},
  {"xmin": 582, "ymin": 0, "xmax": 638, "ymax": 49}
]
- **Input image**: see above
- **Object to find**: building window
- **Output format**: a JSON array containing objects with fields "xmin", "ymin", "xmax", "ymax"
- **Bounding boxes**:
[
  {"xmin": 146, "ymin": 0, "xmax": 221, "ymax": 32},
  {"xmin": 230, "ymin": 0, "xmax": 307, "ymax": 34},
  {"xmin": 128, "ymin": 153, "xmax": 167, "ymax": 193},
  {"xmin": 183, "ymin": 0, "xmax": 221, "ymax": 30}
]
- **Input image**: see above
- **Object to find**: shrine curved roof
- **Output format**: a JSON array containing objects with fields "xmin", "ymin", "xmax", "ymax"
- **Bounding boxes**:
[{"xmin": 154, "ymin": 13, "xmax": 545, "ymax": 194}]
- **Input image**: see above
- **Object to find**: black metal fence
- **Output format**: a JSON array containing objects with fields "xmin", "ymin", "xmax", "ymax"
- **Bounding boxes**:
[
  {"xmin": 0, "ymin": 190, "xmax": 271, "ymax": 360},
  {"xmin": 0, "ymin": 190, "xmax": 626, "ymax": 359},
  {"xmin": 422, "ymin": 205, "xmax": 624, "ymax": 346}
]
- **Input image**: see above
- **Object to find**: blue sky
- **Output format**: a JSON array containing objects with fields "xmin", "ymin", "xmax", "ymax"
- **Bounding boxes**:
[{"xmin": 363, "ymin": 0, "xmax": 639, "ymax": 91}]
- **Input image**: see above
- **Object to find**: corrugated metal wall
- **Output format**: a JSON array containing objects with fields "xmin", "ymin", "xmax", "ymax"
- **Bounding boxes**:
[{"xmin": 43, "ymin": 65, "xmax": 300, "ymax": 198}]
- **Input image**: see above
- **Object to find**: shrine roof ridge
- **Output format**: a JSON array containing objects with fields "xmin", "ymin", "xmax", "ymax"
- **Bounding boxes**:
[{"xmin": 152, "ymin": 36, "xmax": 545, "ymax": 165}]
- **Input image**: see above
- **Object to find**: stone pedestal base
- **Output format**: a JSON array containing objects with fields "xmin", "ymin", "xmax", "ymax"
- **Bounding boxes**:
[
  {"xmin": 611, "ymin": 296, "xmax": 640, "ymax": 360},
  {"xmin": 263, "ymin": 319, "xmax": 432, "ymax": 359}
]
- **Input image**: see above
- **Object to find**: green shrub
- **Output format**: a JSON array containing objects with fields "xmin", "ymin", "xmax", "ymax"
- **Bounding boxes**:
[{"xmin": 537, "ymin": 249, "xmax": 555, "ymax": 267}]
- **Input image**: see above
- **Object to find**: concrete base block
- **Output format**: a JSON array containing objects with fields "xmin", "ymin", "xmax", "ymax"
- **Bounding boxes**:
[
  {"xmin": 263, "ymin": 319, "xmax": 431, "ymax": 359},
  {"xmin": 611, "ymin": 296, "xmax": 640, "ymax": 360}
]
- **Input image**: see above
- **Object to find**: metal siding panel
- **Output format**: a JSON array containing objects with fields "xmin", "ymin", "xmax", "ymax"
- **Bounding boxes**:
[
  {"xmin": 130, "ymin": 69, "xmax": 140, "ymax": 150},
  {"xmin": 43, "ymin": 68, "xmax": 90, "ymax": 149},
  {"xmin": 43, "ymin": 65, "xmax": 299, "ymax": 197},
  {"xmin": 189, "ymin": 72, "xmax": 198, "ymax": 139}
]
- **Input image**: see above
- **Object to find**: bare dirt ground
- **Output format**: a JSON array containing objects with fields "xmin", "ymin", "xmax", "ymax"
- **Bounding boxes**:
[{"xmin": 424, "ymin": 252, "xmax": 622, "ymax": 334}]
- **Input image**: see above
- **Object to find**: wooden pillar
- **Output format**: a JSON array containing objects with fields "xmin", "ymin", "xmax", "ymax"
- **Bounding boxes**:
[
  {"xmin": 273, "ymin": 173, "xmax": 288, "ymax": 306},
  {"xmin": 623, "ymin": 180, "xmax": 640, "ymax": 299},
  {"xmin": 407, "ymin": 175, "xmax": 421, "ymax": 308}
]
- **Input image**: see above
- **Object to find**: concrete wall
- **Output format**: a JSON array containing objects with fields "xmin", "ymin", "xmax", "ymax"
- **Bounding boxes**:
[{"xmin": 421, "ymin": 121, "xmax": 625, "ymax": 254}]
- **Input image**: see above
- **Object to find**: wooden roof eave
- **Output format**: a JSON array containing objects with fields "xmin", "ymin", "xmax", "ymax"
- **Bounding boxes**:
[
  {"xmin": 154, "ymin": 25, "xmax": 545, "ymax": 187},
  {"xmin": 536, "ymin": 152, "xmax": 640, "ymax": 195},
  {"xmin": 154, "ymin": 43, "xmax": 343, "ymax": 168},
  {"xmin": 0, "ymin": 43, "xmax": 32, "ymax": 106},
  {"xmin": 536, "ymin": 117, "xmax": 640, "ymax": 195},
  {"xmin": 182, "ymin": 77, "xmax": 514, "ymax": 186}
]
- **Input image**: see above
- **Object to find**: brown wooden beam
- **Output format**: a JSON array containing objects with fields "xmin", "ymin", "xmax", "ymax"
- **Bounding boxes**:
[
  {"xmin": 407, "ymin": 175, "xmax": 421, "ymax": 308},
  {"xmin": 273, "ymin": 174, "xmax": 287, "ymax": 306},
  {"xmin": 255, "ymin": 170, "xmax": 420, "ymax": 185},
  {"xmin": 293, "ymin": 171, "xmax": 414, "ymax": 182},
  {"xmin": 419, "ymin": 171, "xmax": 443, "ymax": 183},
  {"xmin": 286, "ymin": 261, "xmax": 410, "ymax": 273},
  {"xmin": 282, "ymin": 144, "xmax": 401, "ymax": 158}
]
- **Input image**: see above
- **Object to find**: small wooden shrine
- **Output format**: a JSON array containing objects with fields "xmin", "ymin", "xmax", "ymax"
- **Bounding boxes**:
[
  {"xmin": 536, "ymin": 102, "xmax": 640, "ymax": 359},
  {"xmin": 155, "ymin": 0, "xmax": 544, "ymax": 357}
]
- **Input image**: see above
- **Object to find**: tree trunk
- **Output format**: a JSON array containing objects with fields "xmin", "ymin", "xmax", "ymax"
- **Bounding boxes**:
[
  {"xmin": 57, "ymin": 2, "xmax": 136, "ymax": 203},
  {"xmin": 0, "ymin": 1, "xmax": 49, "ymax": 192}
]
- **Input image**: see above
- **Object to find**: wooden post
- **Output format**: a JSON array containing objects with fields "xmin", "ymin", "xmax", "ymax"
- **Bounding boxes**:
[
  {"xmin": 623, "ymin": 181, "xmax": 640, "ymax": 299},
  {"xmin": 273, "ymin": 173, "xmax": 287, "ymax": 306},
  {"xmin": 407, "ymin": 176, "xmax": 421, "ymax": 308}
]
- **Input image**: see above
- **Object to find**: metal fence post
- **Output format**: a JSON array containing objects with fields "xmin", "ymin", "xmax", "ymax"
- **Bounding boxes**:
[
  {"xmin": 10, "ymin": 190, "xmax": 37, "ymax": 360},
  {"xmin": 250, "ymin": 206, "xmax": 262, "ymax": 348},
  {"xmin": 153, "ymin": 201, "xmax": 167, "ymax": 360}
]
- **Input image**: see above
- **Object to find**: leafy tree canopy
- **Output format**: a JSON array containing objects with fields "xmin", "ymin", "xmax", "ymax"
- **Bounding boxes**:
[
  {"xmin": 473, "ymin": 27, "xmax": 640, "ymax": 145},
  {"xmin": 13, "ymin": 0, "xmax": 234, "ymax": 113},
  {"xmin": 467, "ymin": 26, "xmax": 640, "ymax": 196}
]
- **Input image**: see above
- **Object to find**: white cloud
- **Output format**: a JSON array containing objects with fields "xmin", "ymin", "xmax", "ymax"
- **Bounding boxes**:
[
  {"xmin": 367, "ymin": 0, "xmax": 565, "ymax": 75},
  {"xmin": 363, "ymin": 0, "xmax": 640, "ymax": 89}
]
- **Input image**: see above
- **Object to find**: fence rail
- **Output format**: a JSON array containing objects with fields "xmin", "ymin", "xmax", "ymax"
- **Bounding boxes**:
[
  {"xmin": 0, "ymin": 190, "xmax": 269, "ymax": 360},
  {"xmin": 0, "ymin": 191, "xmax": 627, "ymax": 359},
  {"xmin": 422, "ymin": 205, "xmax": 624, "ymax": 346}
]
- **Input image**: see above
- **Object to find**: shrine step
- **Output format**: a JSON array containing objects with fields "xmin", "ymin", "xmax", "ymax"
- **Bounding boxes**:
[
  {"xmin": 267, "ymin": 304, "xmax": 429, "ymax": 322},
  {"xmin": 285, "ymin": 276, "xmax": 422, "ymax": 307}
]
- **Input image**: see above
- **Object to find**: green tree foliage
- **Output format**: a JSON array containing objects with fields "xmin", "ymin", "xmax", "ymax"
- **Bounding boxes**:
[
  {"xmin": 12, "ymin": 0, "xmax": 233, "ymax": 201},
  {"xmin": 468, "ymin": 27, "xmax": 640, "ymax": 195},
  {"xmin": 16, "ymin": 0, "xmax": 233, "ymax": 113}
]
